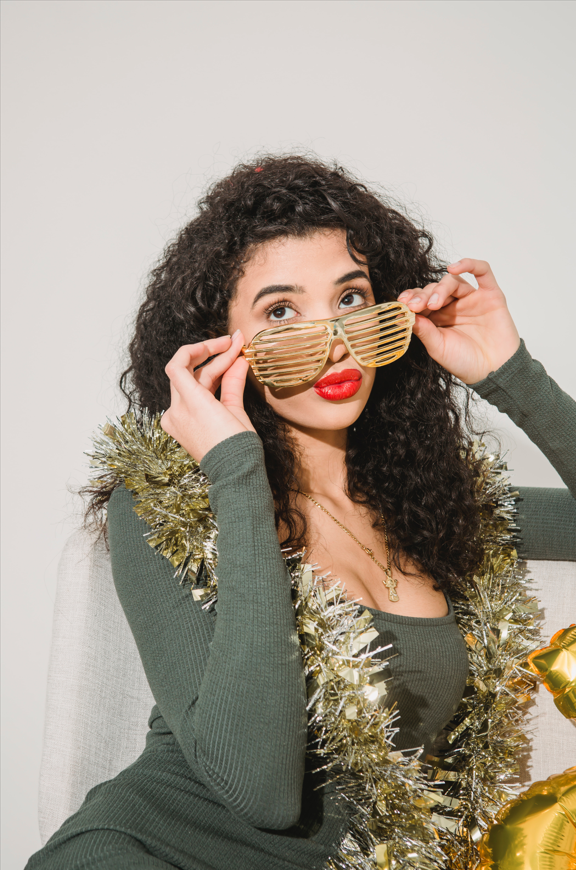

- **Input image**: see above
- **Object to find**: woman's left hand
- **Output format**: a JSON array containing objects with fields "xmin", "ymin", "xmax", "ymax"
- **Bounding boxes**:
[{"xmin": 398, "ymin": 258, "xmax": 521, "ymax": 384}]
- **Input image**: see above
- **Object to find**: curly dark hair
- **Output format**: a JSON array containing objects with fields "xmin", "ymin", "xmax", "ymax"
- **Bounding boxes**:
[{"xmin": 95, "ymin": 154, "xmax": 485, "ymax": 586}]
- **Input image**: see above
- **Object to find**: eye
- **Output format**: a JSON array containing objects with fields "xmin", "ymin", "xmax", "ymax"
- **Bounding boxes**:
[
  {"xmin": 268, "ymin": 303, "xmax": 297, "ymax": 322},
  {"xmin": 339, "ymin": 291, "xmax": 367, "ymax": 309}
]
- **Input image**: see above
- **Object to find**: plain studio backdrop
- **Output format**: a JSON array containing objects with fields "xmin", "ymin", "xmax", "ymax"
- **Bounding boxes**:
[{"xmin": 2, "ymin": 1, "xmax": 575, "ymax": 867}]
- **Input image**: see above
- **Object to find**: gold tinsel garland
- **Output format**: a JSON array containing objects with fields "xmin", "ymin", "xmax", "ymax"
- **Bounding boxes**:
[
  {"xmin": 425, "ymin": 454, "xmax": 541, "ymax": 870},
  {"xmin": 89, "ymin": 413, "xmax": 541, "ymax": 870}
]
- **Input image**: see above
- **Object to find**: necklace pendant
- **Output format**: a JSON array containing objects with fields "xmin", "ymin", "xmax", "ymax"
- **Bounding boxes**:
[{"xmin": 384, "ymin": 571, "xmax": 400, "ymax": 603}]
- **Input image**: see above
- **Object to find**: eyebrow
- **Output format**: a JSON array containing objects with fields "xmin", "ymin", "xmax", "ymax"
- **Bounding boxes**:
[
  {"xmin": 251, "ymin": 284, "xmax": 305, "ymax": 308},
  {"xmin": 251, "ymin": 270, "xmax": 371, "ymax": 308},
  {"xmin": 334, "ymin": 269, "xmax": 370, "ymax": 286}
]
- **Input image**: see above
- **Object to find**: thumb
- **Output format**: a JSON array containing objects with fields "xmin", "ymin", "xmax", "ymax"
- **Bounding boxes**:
[
  {"xmin": 220, "ymin": 355, "xmax": 250, "ymax": 410},
  {"xmin": 411, "ymin": 314, "xmax": 446, "ymax": 363}
]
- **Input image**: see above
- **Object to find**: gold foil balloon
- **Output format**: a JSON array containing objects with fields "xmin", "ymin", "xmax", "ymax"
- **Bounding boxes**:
[
  {"xmin": 478, "ymin": 626, "xmax": 576, "ymax": 868},
  {"xmin": 477, "ymin": 767, "xmax": 576, "ymax": 870},
  {"xmin": 527, "ymin": 625, "xmax": 576, "ymax": 720}
]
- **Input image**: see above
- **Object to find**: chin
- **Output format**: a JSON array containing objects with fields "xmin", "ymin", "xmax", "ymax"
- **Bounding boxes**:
[{"xmin": 264, "ymin": 386, "xmax": 371, "ymax": 433}]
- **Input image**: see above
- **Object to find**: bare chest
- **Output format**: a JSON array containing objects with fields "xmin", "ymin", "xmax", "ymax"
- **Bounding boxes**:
[{"xmin": 303, "ymin": 513, "xmax": 448, "ymax": 618}]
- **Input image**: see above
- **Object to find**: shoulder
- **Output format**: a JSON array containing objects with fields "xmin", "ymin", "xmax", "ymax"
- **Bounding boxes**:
[
  {"xmin": 107, "ymin": 485, "xmax": 163, "ymax": 572},
  {"xmin": 108, "ymin": 484, "xmax": 143, "ymax": 537},
  {"xmin": 109, "ymin": 482, "xmax": 135, "ymax": 510}
]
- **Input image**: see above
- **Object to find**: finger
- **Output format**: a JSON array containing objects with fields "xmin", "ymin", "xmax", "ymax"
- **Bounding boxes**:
[
  {"xmin": 447, "ymin": 258, "xmax": 499, "ymax": 292},
  {"xmin": 169, "ymin": 335, "xmax": 233, "ymax": 375},
  {"xmin": 399, "ymin": 275, "xmax": 474, "ymax": 313},
  {"xmin": 165, "ymin": 351, "xmax": 207, "ymax": 401},
  {"xmin": 408, "ymin": 281, "xmax": 457, "ymax": 312},
  {"xmin": 195, "ymin": 330, "xmax": 244, "ymax": 393},
  {"xmin": 411, "ymin": 313, "xmax": 447, "ymax": 360},
  {"xmin": 220, "ymin": 356, "xmax": 250, "ymax": 410},
  {"xmin": 425, "ymin": 274, "xmax": 478, "ymax": 309},
  {"xmin": 160, "ymin": 381, "xmax": 188, "ymax": 437},
  {"xmin": 398, "ymin": 286, "xmax": 435, "ymax": 311},
  {"xmin": 165, "ymin": 336, "xmax": 235, "ymax": 397}
]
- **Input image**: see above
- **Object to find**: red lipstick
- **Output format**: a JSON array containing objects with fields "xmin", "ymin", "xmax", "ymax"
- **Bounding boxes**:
[{"xmin": 313, "ymin": 368, "xmax": 362, "ymax": 401}]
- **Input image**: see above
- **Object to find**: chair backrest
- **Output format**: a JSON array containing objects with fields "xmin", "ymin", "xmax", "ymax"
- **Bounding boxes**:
[
  {"xmin": 38, "ymin": 529, "xmax": 576, "ymax": 845},
  {"xmin": 39, "ymin": 528, "xmax": 155, "ymax": 844}
]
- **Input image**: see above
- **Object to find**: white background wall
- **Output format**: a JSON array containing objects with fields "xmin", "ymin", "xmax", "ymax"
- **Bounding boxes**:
[{"xmin": 2, "ymin": 1, "xmax": 575, "ymax": 867}]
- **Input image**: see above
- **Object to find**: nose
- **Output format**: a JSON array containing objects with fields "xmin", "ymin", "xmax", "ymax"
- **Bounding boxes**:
[{"xmin": 328, "ymin": 337, "xmax": 349, "ymax": 364}]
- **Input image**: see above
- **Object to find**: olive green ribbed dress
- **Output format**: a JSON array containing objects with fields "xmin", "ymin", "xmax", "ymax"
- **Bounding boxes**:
[{"xmin": 27, "ymin": 341, "xmax": 576, "ymax": 870}]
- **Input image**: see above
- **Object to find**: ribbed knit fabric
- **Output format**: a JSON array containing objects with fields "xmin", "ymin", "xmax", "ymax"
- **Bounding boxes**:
[
  {"xmin": 367, "ymin": 598, "xmax": 468, "ymax": 757},
  {"xmin": 27, "ymin": 343, "xmax": 575, "ymax": 870},
  {"xmin": 470, "ymin": 339, "xmax": 576, "ymax": 561},
  {"xmin": 471, "ymin": 340, "xmax": 576, "ymax": 498}
]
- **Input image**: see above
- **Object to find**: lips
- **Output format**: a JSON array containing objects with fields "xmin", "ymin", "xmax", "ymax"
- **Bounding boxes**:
[{"xmin": 313, "ymin": 368, "xmax": 363, "ymax": 401}]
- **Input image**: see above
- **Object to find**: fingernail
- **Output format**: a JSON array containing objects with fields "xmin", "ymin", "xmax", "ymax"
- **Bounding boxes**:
[
  {"xmin": 449, "ymin": 260, "xmax": 461, "ymax": 268},
  {"xmin": 429, "ymin": 293, "xmax": 439, "ymax": 306},
  {"xmin": 231, "ymin": 329, "xmax": 241, "ymax": 339},
  {"xmin": 398, "ymin": 291, "xmax": 411, "ymax": 301},
  {"xmin": 409, "ymin": 296, "xmax": 421, "ymax": 306}
]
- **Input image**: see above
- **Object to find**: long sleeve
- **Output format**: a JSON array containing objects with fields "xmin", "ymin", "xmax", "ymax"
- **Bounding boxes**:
[
  {"xmin": 470, "ymin": 340, "xmax": 576, "ymax": 560},
  {"xmin": 107, "ymin": 431, "xmax": 308, "ymax": 830}
]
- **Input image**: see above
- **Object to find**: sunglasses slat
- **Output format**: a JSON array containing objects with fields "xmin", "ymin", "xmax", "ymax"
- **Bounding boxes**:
[
  {"xmin": 256, "ymin": 364, "xmax": 323, "ymax": 386},
  {"xmin": 356, "ymin": 340, "xmax": 411, "ymax": 363},
  {"xmin": 263, "ymin": 371, "xmax": 320, "ymax": 382},
  {"xmin": 247, "ymin": 357, "xmax": 325, "ymax": 371},
  {"xmin": 352, "ymin": 331, "xmax": 411, "ymax": 349},
  {"xmin": 254, "ymin": 350, "xmax": 326, "ymax": 363},
  {"xmin": 365, "ymin": 351, "xmax": 408, "ymax": 366},
  {"xmin": 348, "ymin": 325, "xmax": 411, "ymax": 345},
  {"xmin": 349, "ymin": 330, "xmax": 411, "ymax": 352},
  {"xmin": 248, "ymin": 341, "xmax": 327, "ymax": 358},
  {"xmin": 358, "ymin": 344, "xmax": 410, "ymax": 362},
  {"xmin": 253, "ymin": 337, "xmax": 328, "ymax": 351},
  {"xmin": 344, "ymin": 318, "xmax": 408, "ymax": 335},
  {"xmin": 346, "ymin": 328, "xmax": 411, "ymax": 346},
  {"xmin": 351, "ymin": 331, "xmax": 411, "ymax": 353},
  {"xmin": 254, "ymin": 359, "xmax": 327, "ymax": 375},
  {"xmin": 345, "ymin": 317, "xmax": 412, "ymax": 338},
  {"xmin": 345, "ymin": 317, "xmax": 408, "ymax": 334},
  {"xmin": 344, "ymin": 304, "xmax": 405, "ymax": 322},
  {"xmin": 254, "ymin": 326, "xmax": 330, "ymax": 341}
]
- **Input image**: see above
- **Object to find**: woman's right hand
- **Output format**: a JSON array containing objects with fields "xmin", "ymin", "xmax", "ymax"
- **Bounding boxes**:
[{"xmin": 160, "ymin": 329, "xmax": 256, "ymax": 463}]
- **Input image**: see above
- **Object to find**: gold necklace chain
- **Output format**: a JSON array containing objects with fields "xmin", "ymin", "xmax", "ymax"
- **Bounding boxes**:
[{"xmin": 300, "ymin": 492, "xmax": 400, "ymax": 603}]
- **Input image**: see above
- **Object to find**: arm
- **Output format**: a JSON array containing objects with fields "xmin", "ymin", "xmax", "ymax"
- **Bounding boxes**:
[
  {"xmin": 108, "ymin": 431, "xmax": 307, "ymax": 830},
  {"xmin": 397, "ymin": 258, "xmax": 576, "ymax": 562},
  {"xmin": 510, "ymin": 488, "xmax": 575, "ymax": 561},
  {"xmin": 470, "ymin": 341, "xmax": 576, "ymax": 561}
]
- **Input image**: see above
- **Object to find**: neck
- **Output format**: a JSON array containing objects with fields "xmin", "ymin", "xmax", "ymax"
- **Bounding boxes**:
[{"xmin": 288, "ymin": 423, "xmax": 348, "ymax": 499}]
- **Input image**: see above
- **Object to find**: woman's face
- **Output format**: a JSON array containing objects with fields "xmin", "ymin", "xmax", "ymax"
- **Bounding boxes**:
[{"xmin": 228, "ymin": 229, "xmax": 377, "ymax": 434}]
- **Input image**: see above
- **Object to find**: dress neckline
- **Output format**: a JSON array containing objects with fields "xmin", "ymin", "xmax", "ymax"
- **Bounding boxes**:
[{"xmin": 365, "ymin": 591, "xmax": 454, "ymax": 625}]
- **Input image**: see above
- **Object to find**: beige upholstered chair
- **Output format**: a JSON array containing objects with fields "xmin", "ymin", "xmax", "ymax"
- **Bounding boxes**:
[{"xmin": 38, "ymin": 529, "xmax": 576, "ymax": 845}]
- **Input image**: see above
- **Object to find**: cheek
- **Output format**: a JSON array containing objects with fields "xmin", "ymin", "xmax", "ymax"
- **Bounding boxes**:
[{"xmin": 363, "ymin": 368, "xmax": 376, "ymax": 394}]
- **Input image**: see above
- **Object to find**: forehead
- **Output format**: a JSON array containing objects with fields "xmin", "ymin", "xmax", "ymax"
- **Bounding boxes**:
[{"xmin": 237, "ymin": 229, "xmax": 368, "ymax": 293}]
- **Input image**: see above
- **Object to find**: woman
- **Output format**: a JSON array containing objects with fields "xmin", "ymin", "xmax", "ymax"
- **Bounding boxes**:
[{"xmin": 27, "ymin": 155, "xmax": 576, "ymax": 870}]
